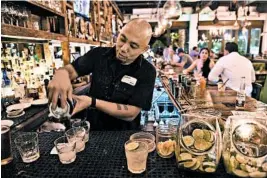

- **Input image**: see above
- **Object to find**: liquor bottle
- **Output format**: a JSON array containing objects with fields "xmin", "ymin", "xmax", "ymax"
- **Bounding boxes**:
[{"xmin": 235, "ymin": 77, "xmax": 246, "ymax": 110}]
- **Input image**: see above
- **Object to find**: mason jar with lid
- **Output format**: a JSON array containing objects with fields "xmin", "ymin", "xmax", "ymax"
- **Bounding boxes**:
[{"xmin": 156, "ymin": 125, "xmax": 176, "ymax": 158}]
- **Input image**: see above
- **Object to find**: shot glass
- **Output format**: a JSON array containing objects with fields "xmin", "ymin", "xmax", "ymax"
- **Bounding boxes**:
[
  {"xmin": 54, "ymin": 136, "xmax": 76, "ymax": 164},
  {"xmin": 125, "ymin": 140, "xmax": 148, "ymax": 174},
  {"xmin": 65, "ymin": 127, "xmax": 86, "ymax": 152},
  {"xmin": 72, "ymin": 120, "xmax": 90, "ymax": 142},
  {"xmin": 14, "ymin": 132, "xmax": 40, "ymax": 163}
]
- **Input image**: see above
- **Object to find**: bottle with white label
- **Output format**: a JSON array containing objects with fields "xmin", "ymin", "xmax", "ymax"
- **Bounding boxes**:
[{"xmin": 235, "ymin": 77, "xmax": 246, "ymax": 110}]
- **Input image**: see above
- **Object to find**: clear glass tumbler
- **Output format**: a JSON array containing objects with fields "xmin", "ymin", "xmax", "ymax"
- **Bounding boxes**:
[
  {"xmin": 65, "ymin": 127, "xmax": 86, "ymax": 152},
  {"xmin": 54, "ymin": 136, "xmax": 76, "ymax": 164},
  {"xmin": 125, "ymin": 140, "xmax": 148, "ymax": 174},
  {"xmin": 14, "ymin": 132, "xmax": 40, "ymax": 163},
  {"xmin": 72, "ymin": 120, "xmax": 90, "ymax": 142}
]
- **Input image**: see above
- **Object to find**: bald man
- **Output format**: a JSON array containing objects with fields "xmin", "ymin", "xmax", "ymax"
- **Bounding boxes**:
[{"xmin": 48, "ymin": 19, "xmax": 156, "ymax": 130}]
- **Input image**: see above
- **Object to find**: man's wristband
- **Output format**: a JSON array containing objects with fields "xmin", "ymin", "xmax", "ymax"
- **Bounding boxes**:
[{"xmin": 91, "ymin": 97, "xmax": 96, "ymax": 108}]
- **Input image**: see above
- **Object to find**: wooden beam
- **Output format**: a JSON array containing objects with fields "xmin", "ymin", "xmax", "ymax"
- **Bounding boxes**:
[
  {"xmin": 61, "ymin": 41, "xmax": 70, "ymax": 66},
  {"xmin": 110, "ymin": 1, "xmax": 124, "ymax": 21},
  {"xmin": 2, "ymin": 24, "xmax": 67, "ymax": 41}
]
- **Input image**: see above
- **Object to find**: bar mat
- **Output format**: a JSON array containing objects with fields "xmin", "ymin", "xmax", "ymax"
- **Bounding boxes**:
[{"xmin": 6, "ymin": 131, "xmax": 232, "ymax": 178}]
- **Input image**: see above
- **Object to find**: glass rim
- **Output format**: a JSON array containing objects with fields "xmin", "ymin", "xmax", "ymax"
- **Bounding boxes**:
[
  {"xmin": 124, "ymin": 140, "xmax": 148, "ymax": 151},
  {"xmin": 65, "ymin": 127, "xmax": 86, "ymax": 136},
  {"xmin": 54, "ymin": 135, "xmax": 69, "ymax": 146},
  {"xmin": 72, "ymin": 120, "xmax": 90, "ymax": 128},
  {"xmin": 156, "ymin": 124, "xmax": 176, "ymax": 133},
  {"xmin": 14, "ymin": 132, "xmax": 38, "ymax": 144},
  {"xmin": 129, "ymin": 132, "xmax": 155, "ymax": 142}
]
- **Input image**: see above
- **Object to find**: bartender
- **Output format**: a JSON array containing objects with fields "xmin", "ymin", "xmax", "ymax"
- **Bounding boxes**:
[{"xmin": 48, "ymin": 19, "xmax": 156, "ymax": 130}]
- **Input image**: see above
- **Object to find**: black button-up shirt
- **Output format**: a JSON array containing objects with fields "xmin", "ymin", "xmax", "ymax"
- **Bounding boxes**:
[{"xmin": 71, "ymin": 47, "xmax": 156, "ymax": 130}]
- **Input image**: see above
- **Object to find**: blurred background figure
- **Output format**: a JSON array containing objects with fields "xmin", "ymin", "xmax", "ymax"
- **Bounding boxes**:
[
  {"xmin": 183, "ymin": 48, "xmax": 214, "ymax": 79},
  {"xmin": 209, "ymin": 42, "xmax": 255, "ymax": 96},
  {"xmin": 189, "ymin": 46, "xmax": 199, "ymax": 61},
  {"xmin": 210, "ymin": 49, "xmax": 217, "ymax": 61}
]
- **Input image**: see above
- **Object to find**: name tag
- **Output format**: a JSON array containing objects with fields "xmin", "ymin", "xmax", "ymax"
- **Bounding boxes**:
[{"xmin": 121, "ymin": 75, "xmax": 137, "ymax": 86}]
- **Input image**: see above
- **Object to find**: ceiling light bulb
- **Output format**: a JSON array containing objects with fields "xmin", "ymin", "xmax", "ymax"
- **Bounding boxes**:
[{"xmin": 163, "ymin": 0, "xmax": 182, "ymax": 20}]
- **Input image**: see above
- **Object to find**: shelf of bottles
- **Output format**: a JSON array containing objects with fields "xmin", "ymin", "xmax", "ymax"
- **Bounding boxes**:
[{"xmin": 1, "ymin": 45, "xmax": 53, "ymax": 101}]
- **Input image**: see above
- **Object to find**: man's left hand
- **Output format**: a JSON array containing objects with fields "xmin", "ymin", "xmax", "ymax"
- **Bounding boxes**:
[{"xmin": 72, "ymin": 95, "xmax": 92, "ymax": 116}]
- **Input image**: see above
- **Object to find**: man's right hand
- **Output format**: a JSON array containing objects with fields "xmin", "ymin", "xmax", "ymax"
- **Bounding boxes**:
[{"xmin": 48, "ymin": 68, "xmax": 73, "ymax": 110}]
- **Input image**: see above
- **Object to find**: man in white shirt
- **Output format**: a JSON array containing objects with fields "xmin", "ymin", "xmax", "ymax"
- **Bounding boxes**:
[{"xmin": 208, "ymin": 42, "xmax": 256, "ymax": 96}]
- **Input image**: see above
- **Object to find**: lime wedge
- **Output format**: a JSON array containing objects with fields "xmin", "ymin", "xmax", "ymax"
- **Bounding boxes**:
[{"xmin": 126, "ymin": 142, "xmax": 139, "ymax": 151}]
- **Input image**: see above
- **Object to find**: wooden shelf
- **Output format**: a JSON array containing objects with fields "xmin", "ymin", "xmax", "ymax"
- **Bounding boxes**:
[
  {"xmin": 26, "ymin": 0, "xmax": 65, "ymax": 18},
  {"xmin": 1, "ymin": 24, "xmax": 67, "ymax": 41},
  {"xmin": 69, "ymin": 37, "xmax": 100, "ymax": 46}
]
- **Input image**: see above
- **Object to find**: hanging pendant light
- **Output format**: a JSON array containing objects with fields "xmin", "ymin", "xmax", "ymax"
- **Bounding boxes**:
[
  {"xmin": 162, "ymin": 0, "xmax": 182, "ymax": 20},
  {"xmin": 158, "ymin": 13, "xmax": 172, "ymax": 29},
  {"xmin": 153, "ymin": 25, "xmax": 165, "ymax": 37}
]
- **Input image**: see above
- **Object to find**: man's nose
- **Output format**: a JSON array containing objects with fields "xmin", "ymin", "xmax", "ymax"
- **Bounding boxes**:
[{"xmin": 121, "ymin": 43, "xmax": 129, "ymax": 53}]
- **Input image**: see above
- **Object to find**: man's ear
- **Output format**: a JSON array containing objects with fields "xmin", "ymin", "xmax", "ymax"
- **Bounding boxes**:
[{"xmin": 142, "ymin": 45, "xmax": 149, "ymax": 54}]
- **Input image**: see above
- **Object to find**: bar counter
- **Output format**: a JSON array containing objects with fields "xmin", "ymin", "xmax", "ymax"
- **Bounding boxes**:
[
  {"xmin": 1, "ymin": 84, "xmax": 90, "ymax": 132},
  {"xmin": 3, "ymin": 131, "xmax": 232, "ymax": 178},
  {"xmin": 160, "ymin": 76, "xmax": 266, "ymax": 120}
]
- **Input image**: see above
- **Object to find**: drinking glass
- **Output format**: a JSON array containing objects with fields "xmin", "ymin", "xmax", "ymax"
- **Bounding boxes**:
[
  {"xmin": 217, "ymin": 82, "xmax": 226, "ymax": 92},
  {"xmin": 72, "ymin": 120, "xmax": 90, "ymax": 142},
  {"xmin": 125, "ymin": 140, "xmax": 148, "ymax": 174},
  {"xmin": 54, "ymin": 136, "xmax": 76, "ymax": 164},
  {"xmin": 14, "ymin": 132, "xmax": 40, "ymax": 163},
  {"xmin": 65, "ymin": 127, "xmax": 86, "ymax": 152}
]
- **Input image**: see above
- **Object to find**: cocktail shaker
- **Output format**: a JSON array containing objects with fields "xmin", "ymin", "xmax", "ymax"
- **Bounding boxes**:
[{"xmin": 48, "ymin": 98, "xmax": 76, "ymax": 130}]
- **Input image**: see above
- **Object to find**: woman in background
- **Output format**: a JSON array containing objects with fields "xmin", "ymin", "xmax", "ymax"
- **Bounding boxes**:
[{"xmin": 183, "ymin": 48, "xmax": 214, "ymax": 78}]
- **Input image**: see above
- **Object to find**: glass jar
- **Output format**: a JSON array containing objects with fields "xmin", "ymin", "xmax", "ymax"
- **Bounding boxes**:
[
  {"xmin": 175, "ymin": 114, "xmax": 222, "ymax": 173},
  {"xmin": 156, "ymin": 125, "xmax": 176, "ymax": 158},
  {"xmin": 168, "ymin": 118, "xmax": 180, "ymax": 133},
  {"xmin": 223, "ymin": 116, "xmax": 267, "ymax": 177}
]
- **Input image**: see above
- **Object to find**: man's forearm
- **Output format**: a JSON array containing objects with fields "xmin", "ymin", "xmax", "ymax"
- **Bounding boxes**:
[{"xmin": 95, "ymin": 99, "xmax": 141, "ymax": 122}]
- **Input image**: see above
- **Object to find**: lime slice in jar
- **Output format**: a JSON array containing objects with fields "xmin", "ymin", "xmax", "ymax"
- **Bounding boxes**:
[
  {"xmin": 194, "ymin": 139, "xmax": 212, "ymax": 151},
  {"xmin": 182, "ymin": 136, "xmax": 195, "ymax": 147},
  {"xmin": 192, "ymin": 129, "xmax": 204, "ymax": 139},
  {"xmin": 232, "ymin": 169, "xmax": 249, "ymax": 177}
]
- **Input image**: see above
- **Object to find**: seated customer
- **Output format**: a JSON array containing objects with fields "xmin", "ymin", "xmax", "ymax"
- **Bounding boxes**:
[
  {"xmin": 189, "ymin": 46, "xmax": 199, "ymax": 61},
  {"xmin": 183, "ymin": 48, "xmax": 214, "ymax": 78},
  {"xmin": 208, "ymin": 42, "xmax": 255, "ymax": 96},
  {"xmin": 170, "ymin": 48, "xmax": 193, "ymax": 73}
]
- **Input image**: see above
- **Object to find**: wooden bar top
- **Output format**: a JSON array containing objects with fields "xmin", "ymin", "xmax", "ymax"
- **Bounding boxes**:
[{"xmin": 207, "ymin": 86, "xmax": 258, "ymax": 119}]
